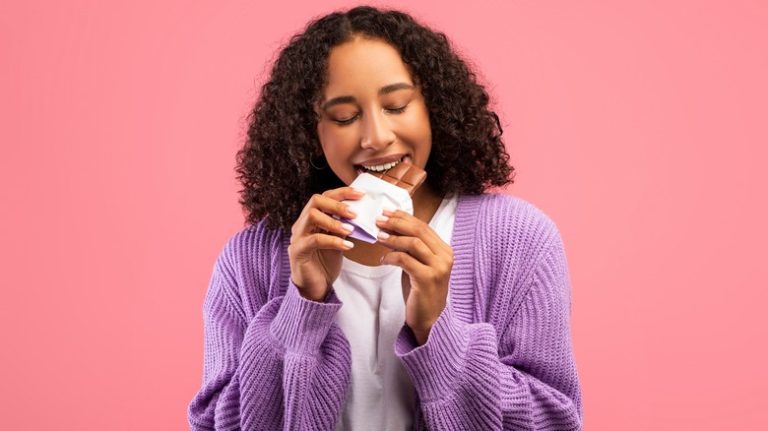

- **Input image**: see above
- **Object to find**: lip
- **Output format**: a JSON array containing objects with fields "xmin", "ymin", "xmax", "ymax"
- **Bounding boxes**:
[{"xmin": 355, "ymin": 153, "xmax": 408, "ymax": 167}]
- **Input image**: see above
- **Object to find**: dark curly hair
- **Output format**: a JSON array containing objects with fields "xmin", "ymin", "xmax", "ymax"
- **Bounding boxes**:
[{"xmin": 236, "ymin": 5, "xmax": 515, "ymax": 231}]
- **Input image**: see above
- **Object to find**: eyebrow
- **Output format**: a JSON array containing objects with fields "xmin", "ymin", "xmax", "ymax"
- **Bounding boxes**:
[{"xmin": 320, "ymin": 82, "xmax": 415, "ymax": 111}]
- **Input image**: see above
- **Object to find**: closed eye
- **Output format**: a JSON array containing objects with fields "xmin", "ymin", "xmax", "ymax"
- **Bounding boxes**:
[
  {"xmin": 332, "ymin": 105, "xmax": 409, "ymax": 126},
  {"xmin": 386, "ymin": 105, "xmax": 408, "ymax": 114},
  {"xmin": 333, "ymin": 116, "xmax": 357, "ymax": 126}
]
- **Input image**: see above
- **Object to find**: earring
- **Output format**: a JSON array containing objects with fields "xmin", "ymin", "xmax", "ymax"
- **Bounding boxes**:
[{"xmin": 309, "ymin": 154, "xmax": 328, "ymax": 170}]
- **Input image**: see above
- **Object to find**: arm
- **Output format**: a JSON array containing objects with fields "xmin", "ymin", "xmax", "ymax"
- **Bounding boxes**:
[
  {"xmin": 394, "ymin": 233, "xmax": 583, "ymax": 430},
  {"xmin": 187, "ymin": 257, "xmax": 351, "ymax": 430}
]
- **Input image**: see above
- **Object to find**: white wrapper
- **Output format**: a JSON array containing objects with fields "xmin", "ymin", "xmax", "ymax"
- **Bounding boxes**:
[{"xmin": 335, "ymin": 172, "xmax": 414, "ymax": 243}]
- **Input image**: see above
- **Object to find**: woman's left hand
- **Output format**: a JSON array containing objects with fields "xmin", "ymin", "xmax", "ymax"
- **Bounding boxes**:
[{"xmin": 376, "ymin": 208, "xmax": 454, "ymax": 345}]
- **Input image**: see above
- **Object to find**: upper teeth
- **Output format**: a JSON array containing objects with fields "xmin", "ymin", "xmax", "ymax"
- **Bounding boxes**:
[{"xmin": 362, "ymin": 158, "xmax": 402, "ymax": 172}]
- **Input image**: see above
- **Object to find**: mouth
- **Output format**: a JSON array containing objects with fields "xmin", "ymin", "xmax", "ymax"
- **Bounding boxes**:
[{"xmin": 355, "ymin": 155, "xmax": 412, "ymax": 175}]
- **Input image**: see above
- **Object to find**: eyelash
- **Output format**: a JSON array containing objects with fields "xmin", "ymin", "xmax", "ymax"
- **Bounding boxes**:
[{"xmin": 333, "ymin": 105, "xmax": 408, "ymax": 126}]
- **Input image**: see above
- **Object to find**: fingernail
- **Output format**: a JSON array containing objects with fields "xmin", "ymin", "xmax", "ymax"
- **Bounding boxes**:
[
  {"xmin": 342, "ymin": 240, "xmax": 354, "ymax": 249},
  {"xmin": 376, "ymin": 215, "xmax": 389, "ymax": 223},
  {"xmin": 377, "ymin": 231, "xmax": 390, "ymax": 240},
  {"xmin": 341, "ymin": 222, "xmax": 354, "ymax": 233},
  {"xmin": 346, "ymin": 207, "xmax": 358, "ymax": 217}
]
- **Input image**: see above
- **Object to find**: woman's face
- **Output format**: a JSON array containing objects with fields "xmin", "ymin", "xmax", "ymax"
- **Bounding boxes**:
[{"xmin": 315, "ymin": 36, "xmax": 432, "ymax": 186}]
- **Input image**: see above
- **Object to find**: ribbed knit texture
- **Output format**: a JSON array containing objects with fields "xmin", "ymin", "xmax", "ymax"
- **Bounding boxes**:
[{"xmin": 188, "ymin": 193, "xmax": 583, "ymax": 430}]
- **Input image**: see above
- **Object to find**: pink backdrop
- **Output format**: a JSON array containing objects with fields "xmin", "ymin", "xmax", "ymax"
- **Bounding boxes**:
[{"xmin": 2, "ymin": 1, "xmax": 766, "ymax": 429}]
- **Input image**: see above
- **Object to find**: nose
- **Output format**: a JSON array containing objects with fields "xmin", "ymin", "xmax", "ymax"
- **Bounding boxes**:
[{"xmin": 360, "ymin": 108, "xmax": 396, "ymax": 151}]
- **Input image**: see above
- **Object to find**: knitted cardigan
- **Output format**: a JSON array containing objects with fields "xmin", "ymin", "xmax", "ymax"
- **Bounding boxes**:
[{"xmin": 188, "ymin": 192, "xmax": 583, "ymax": 430}]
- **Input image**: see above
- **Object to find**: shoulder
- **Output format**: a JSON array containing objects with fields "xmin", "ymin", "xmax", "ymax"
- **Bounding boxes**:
[
  {"xmin": 219, "ymin": 219, "xmax": 287, "ymax": 267},
  {"xmin": 467, "ymin": 192, "xmax": 564, "ymax": 279},
  {"xmin": 471, "ymin": 192, "xmax": 561, "ymax": 248},
  {"xmin": 212, "ymin": 219, "xmax": 288, "ymax": 311},
  {"xmin": 460, "ymin": 193, "xmax": 570, "ymax": 323}
]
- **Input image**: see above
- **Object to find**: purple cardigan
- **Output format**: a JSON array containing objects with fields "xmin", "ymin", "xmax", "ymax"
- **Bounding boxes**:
[{"xmin": 187, "ymin": 193, "xmax": 583, "ymax": 430}]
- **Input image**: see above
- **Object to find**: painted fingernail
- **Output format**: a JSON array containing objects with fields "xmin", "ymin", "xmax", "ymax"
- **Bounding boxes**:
[
  {"xmin": 346, "ymin": 206, "xmax": 358, "ymax": 217},
  {"xmin": 377, "ymin": 231, "xmax": 390, "ymax": 240},
  {"xmin": 376, "ymin": 215, "xmax": 389, "ymax": 223},
  {"xmin": 341, "ymin": 222, "xmax": 354, "ymax": 233},
  {"xmin": 342, "ymin": 240, "xmax": 354, "ymax": 249}
]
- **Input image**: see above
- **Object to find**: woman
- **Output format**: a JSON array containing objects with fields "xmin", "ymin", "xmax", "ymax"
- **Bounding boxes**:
[{"xmin": 188, "ymin": 5, "xmax": 583, "ymax": 430}]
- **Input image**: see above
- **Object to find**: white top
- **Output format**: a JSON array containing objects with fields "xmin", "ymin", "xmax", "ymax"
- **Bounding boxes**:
[{"xmin": 333, "ymin": 193, "xmax": 459, "ymax": 431}]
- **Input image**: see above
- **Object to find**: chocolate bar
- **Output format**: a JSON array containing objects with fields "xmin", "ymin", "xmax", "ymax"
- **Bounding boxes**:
[{"xmin": 369, "ymin": 161, "xmax": 426, "ymax": 196}]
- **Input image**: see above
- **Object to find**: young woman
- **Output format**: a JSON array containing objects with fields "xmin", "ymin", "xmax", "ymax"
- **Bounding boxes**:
[{"xmin": 188, "ymin": 6, "xmax": 583, "ymax": 430}]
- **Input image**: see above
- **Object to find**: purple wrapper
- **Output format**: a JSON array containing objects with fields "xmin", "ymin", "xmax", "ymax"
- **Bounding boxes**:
[{"xmin": 339, "ymin": 217, "xmax": 377, "ymax": 244}]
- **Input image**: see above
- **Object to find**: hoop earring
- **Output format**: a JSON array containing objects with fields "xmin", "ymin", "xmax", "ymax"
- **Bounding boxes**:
[{"xmin": 309, "ymin": 154, "xmax": 328, "ymax": 170}]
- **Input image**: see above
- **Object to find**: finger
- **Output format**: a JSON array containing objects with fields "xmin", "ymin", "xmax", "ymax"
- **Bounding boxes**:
[
  {"xmin": 307, "ymin": 207, "xmax": 355, "ymax": 237},
  {"xmin": 380, "ymin": 251, "xmax": 429, "ymax": 280},
  {"xmin": 295, "ymin": 193, "xmax": 358, "ymax": 237},
  {"xmin": 293, "ymin": 232, "xmax": 354, "ymax": 258},
  {"xmin": 377, "ymin": 210, "xmax": 447, "ymax": 255},
  {"xmin": 322, "ymin": 186, "xmax": 366, "ymax": 203},
  {"xmin": 292, "ymin": 188, "xmax": 364, "ymax": 237},
  {"xmin": 376, "ymin": 232, "xmax": 438, "ymax": 266}
]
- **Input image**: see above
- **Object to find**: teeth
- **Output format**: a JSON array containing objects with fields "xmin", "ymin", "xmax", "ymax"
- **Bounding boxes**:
[{"xmin": 361, "ymin": 157, "xmax": 403, "ymax": 172}]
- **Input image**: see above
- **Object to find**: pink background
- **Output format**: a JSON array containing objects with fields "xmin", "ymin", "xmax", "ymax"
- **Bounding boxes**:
[{"xmin": 2, "ymin": 1, "xmax": 766, "ymax": 429}]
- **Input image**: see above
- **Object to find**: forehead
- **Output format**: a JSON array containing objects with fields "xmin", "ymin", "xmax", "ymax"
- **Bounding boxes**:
[{"xmin": 323, "ymin": 37, "xmax": 413, "ymax": 96}]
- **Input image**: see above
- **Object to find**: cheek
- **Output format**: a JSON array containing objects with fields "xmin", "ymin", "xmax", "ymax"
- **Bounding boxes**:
[
  {"xmin": 316, "ymin": 123, "xmax": 341, "ymax": 153},
  {"xmin": 316, "ymin": 122, "xmax": 358, "ymax": 156},
  {"xmin": 399, "ymin": 107, "xmax": 431, "ymax": 144}
]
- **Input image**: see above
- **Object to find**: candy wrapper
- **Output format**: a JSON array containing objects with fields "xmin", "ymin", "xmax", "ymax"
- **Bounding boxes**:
[{"xmin": 335, "ymin": 161, "xmax": 427, "ymax": 244}]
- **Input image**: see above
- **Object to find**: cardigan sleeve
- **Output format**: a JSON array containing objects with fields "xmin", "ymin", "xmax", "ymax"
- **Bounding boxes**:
[
  {"xmin": 187, "ymin": 245, "xmax": 351, "ymax": 430},
  {"xmin": 394, "ymin": 230, "xmax": 583, "ymax": 430}
]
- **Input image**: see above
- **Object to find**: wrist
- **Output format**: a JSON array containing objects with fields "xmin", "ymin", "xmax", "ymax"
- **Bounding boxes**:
[
  {"xmin": 291, "ymin": 277, "xmax": 331, "ymax": 302},
  {"xmin": 409, "ymin": 325, "xmax": 432, "ymax": 346},
  {"xmin": 296, "ymin": 285, "xmax": 332, "ymax": 302}
]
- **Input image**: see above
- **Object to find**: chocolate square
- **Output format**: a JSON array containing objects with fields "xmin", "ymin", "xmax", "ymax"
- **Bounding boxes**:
[{"xmin": 369, "ymin": 161, "xmax": 427, "ymax": 196}]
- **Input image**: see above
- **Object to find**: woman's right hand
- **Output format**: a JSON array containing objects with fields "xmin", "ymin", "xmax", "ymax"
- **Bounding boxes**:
[{"xmin": 287, "ymin": 186, "xmax": 365, "ymax": 301}]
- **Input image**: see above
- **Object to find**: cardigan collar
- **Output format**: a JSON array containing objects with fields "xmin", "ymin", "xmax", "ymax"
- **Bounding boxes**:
[{"xmin": 448, "ymin": 193, "xmax": 483, "ymax": 323}]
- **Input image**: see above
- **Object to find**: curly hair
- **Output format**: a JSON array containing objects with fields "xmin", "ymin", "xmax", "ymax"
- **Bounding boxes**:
[{"xmin": 236, "ymin": 5, "xmax": 515, "ymax": 231}]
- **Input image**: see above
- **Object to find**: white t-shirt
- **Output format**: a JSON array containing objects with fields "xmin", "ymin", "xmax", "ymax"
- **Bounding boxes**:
[{"xmin": 333, "ymin": 193, "xmax": 459, "ymax": 431}]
